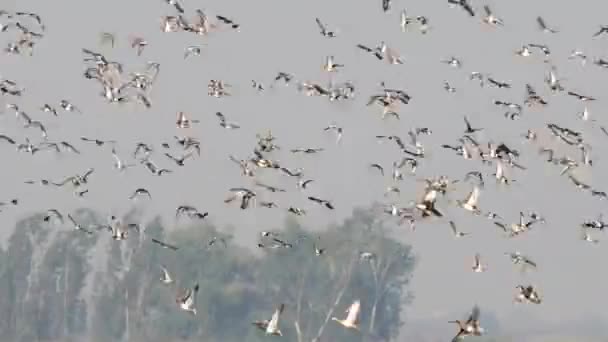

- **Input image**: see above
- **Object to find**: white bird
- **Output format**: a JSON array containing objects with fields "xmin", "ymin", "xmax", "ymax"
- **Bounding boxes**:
[
  {"xmin": 176, "ymin": 283, "xmax": 199, "ymax": 314},
  {"xmin": 472, "ymin": 253, "xmax": 486, "ymax": 272},
  {"xmin": 252, "ymin": 303, "xmax": 284, "ymax": 336},
  {"xmin": 160, "ymin": 265, "xmax": 174, "ymax": 284},
  {"xmin": 332, "ymin": 300, "xmax": 361, "ymax": 330}
]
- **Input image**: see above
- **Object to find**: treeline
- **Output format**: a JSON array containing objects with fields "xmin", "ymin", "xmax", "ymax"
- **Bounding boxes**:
[{"xmin": 0, "ymin": 206, "xmax": 416, "ymax": 342}]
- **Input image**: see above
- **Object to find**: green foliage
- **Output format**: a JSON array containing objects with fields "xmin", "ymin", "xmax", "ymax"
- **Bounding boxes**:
[{"xmin": 0, "ymin": 206, "xmax": 416, "ymax": 341}]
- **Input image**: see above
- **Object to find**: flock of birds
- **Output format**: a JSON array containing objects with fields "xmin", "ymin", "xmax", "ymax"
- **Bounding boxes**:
[{"xmin": 1, "ymin": 0, "xmax": 608, "ymax": 341}]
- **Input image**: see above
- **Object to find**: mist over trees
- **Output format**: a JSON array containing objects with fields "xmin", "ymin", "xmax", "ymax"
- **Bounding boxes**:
[{"xmin": 0, "ymin": 206, "xmax": 417, "ymax": 342}]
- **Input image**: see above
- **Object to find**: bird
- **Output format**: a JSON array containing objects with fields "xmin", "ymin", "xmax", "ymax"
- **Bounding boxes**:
[
  {"xmin": 252, "ymin": 304, "xmax": 284, "ymax": 336},
  {"xmin": 151, "ymin": 238, "xmax": 179, "ymax": 251},
  {"xmin": 456, "ymin": 186, "xmax": 481, "ymax": 215},
  {"xmin": 43, "ymin": 209, "xmax": 64, "ymax": 223},
  {"xmin": 160, "ymin": 265, "xmax": 174, "ymax": 284},
  {"xmin": 216, "ymin": 15, "xmax": 240, "ymax": 29},
  {"xmin": 184, "ymin": 46, "xmax": 203, "ymax": 59},
  {"xmin": 315, "ymin": 18, "xmax": 337, "ymax": 38},
  {"xmin": 472, "ymin": 253, "xmax": 486, "ymax": 272},
  {"xmin": 505, "ymin": 252, "xmax": 537, "ymax": 271},
  {"xmin": 449, "ymin": 221, "xmax": 469, "ymax": 237},
  {"xmin": 129, "ymin": 188, "xmax": 151, "ymax": 200},
  {"xmin": 307, "ymin": 196, "xmax": 335, "ymax": 210},
  {"xmin": 463, "ymin": 116, "xmax": 482, "ymax": 134},
  {"xmin": 176, "ymin": 283, "xmax": 199, "ymax": 314},
  {"xmin": 165, "ymin": 0, "xmax": 185, "ymax": 13},
  {"xmin": 112, "ymin": 148, "xmax": 136, "ymax": 171},
  {"xmin": 482, "ymin": 5, "xmax": 504, "ymax": 26},
  {"xmin": 67, "ymin": 214, "xmax": 93, "ymax": 234},
  {"xmin": 128, "ymin": 36, "xmax": 147, "ymax": 56},
  {"xmin": 536, "ymin": 16, "xmax": 558, "ymax": 33},
  {"xmin": 515, "ymin": 285, "xmax": 542, "ymax": 304},
  {"xmin": 449, "ymin": 305, "xmax": 484, "ymax": 341},
  {"xmin": 215, "ymin": 112, "xmax": 240, "ymax": 129},
  {"xmin": 176, "ymin": 111, "xmax": 200, "ymax": 128},
  {"xmin": 592, "ymin": 25, "xmax": 608, "ymax": 37},
  {"xmin": 448, "ymin": 0, "xmax": 475, "ymax": 17},
  {"xmin": 332, "ymin": 300, "xmax": 361, "ymax": 330},
  {"xmin": 99, "ymin": 32, "xmax": 115, "ymax": 47}
]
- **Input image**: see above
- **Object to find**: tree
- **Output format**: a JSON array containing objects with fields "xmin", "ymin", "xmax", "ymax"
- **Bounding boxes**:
[{"xmin": 0, "ymin": 205, "xmax": 416, "ymax": 341}]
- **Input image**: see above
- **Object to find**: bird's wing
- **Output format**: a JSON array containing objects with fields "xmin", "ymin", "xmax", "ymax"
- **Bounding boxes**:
[
  {"xmin": 465, "ymin": 186, "xmax": 480, "ymax": 206},
  {"xmin": 345, "ymin": 300, "xmax": 361, "ymax": 324},
  {"xmin": 268, "ymin": 303, "xmax": 284, "ymax": 330}
]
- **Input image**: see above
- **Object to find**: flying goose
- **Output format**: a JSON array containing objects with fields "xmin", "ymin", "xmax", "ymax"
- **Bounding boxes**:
[
  {"xmin": 43, "ymin": 209, "xmax": 64, "ymax": 223},
  {"xmin": 176, "ymin": 111, "xmax": 200, "ymax": 128},
  {"xmin": 449, "ymin": 305, "xmax": 483, "ymax": 341},
  {"xmin": 164, "ymin": 151, "xmax": 194, "ymax": 166},
  {"xmin": 505, "ymin": 252, "xmax": 537, "ymax": 271},
  {"xmin": 112, "ymin": 148, "xmax": 136, "ymax": 171},
  {"xmin": 444, "ymin": 81, "xmax": 456, "ymax": 93},
  {"xmin": 99, "ymin": 32, "xmax": 115, "ymax": 47},
  {"xmin": 59, "ymin": 99, "xmax": 81, "ymax": 113},
  {"xmin": 379, "ymin": 41, "xmax": 404, "ymax": 64},
  {"xmin": 67, "ymin": 214, "xmax": 93, "ymax": 234},
  {"xmin": 255, "ymin": 181, "xmax": 286, "ymax": 193},
  {"xmin": 482, "ymin": 5, "xmax": 503, "ymax": 26},
  {"xmin": 81, "ymin": 136, "xmax": 116, "ymax": 147},
  {"xmin": 400, "ymin": 10, "xmax": 415, "ymax": 32},
  {"xmin": 164, "ymin": 0, "xmax": 184, "ymax": 13},
  {"xmin": 449, "ymin": 220, "xmax": 469, "ymax": 237},
  {"xmin": 176, "ymin": 283, "xmax": 199, "ymax": 314},
  {"xmin": 447, "ymin": 0, "xmax": 475, "ymax": 17},
  {"xmin": 515, "ymin": 285, "xmax": 542, "ymax": 304},
  {"xmin": 252, "ymin": 303, "xmax": 285, "ymax": 336},
  {"xmin": 463, "ymin": 116, "xmax": 482, "ymax": 133},
  {"xmin": 104, "ymin": 216, "xmax": 140, "ymax": 241},
  {"xmin": 315, "ymin": 18, "xmax": 337, "ymax": 38},
  {"xmin": 472, "ymin": 253, "xmax": 486, "ymax": 272},
  {"xmin": 567, "ymin": 91, "xmax": 596, "ymax": 102},
  {"xmin": 493, "ymin": 159, "xmax": 511, "ymax": 184},
  {"xmin": 369, "ymin": 163, "xmax": 384, "ymax": 175},
  {"xmin": 592, "ymin": 25, "xmax": 608, "ymax": 37},
  {"xmin": 456, "ymin": 186, "xmax": 481, "ymax": 214},
  {"xmin": 151, "ymin": 237, "xmax": 179, "ymax": 250},
  {"xmin": 216, "ymin": 15, "xmax": 240, "ymax": 29},
  {"xmin": 323, "ymin": 55, "xmax": 344, "ymax": 72},
  {"xmin": 382, "ymin": 0, "xmax": 391, "ymax": 12},
  {"xmin": 441, "ymin": 56, "xmax": 462, "ymax": 68},
  {"xmin": 160, "ymin": 265, "xmax": 174, "ymax": 284},
  {"xmin": 307, "ymin": 196, "xmax": 335, "ymax": 209},
  {"xmin": 581, "ymin": 229, "xmax": 599, "ymax": 244},
  {"xmin": 537, "ymin": 16, "xmax": 558, "ymax": 33},
  {"xmin": 287, "ymin": 207, "xmax": 306, "ymax": 216},
  {"xmin": 323, "ymin": 123, "xmax": 343, "ymax": 143},
  {"xmin": 568, "ymin": 50, "xmax": 587, "ymax": 66},
  {"xmin": 524, "ymin": 84, "xmax": 547, "ymax": 107},
  {"xmin": 216, "ymin": 111, "xmax": 240, "ymax": 129},
  {"xmin": 224, "ymin": 188, "xmax": 256, "ymax": 209},
  {"xmin": 291, "ymin": 147, "xmax": 324, "ymax": 154},
  {"xmin": 487, "ymin": 77, "xmax": 511, "ymax": 89},
  {"xmin": 184, "ymin": 45, "xmax": 202, "ymax": 59},
  {"xmin": 142, "ymin": 158, "xmax": 172, "ymax": 176},
  {"xmin": 332, "ymin": 300, "xmax": 361, "ymax": 330},
  {"xmin": 128, "ymin": 36, "xmax": 147, "ymax": 56},
  {"xmin": 129, "ymin": 188, "xmax": 151, "ymax": 200}
]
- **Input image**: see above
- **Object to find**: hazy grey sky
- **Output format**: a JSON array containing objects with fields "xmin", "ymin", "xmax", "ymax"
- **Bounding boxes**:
[{"xmin": 2, "ymin": 0, "xmax": 608, "ymax": 339}]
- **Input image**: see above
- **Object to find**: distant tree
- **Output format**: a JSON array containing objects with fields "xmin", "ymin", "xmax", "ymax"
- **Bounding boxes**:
[
  {"xmin": 0, "ymin": 206, "xmax": 415, "ymax": 342},
  {"xmin": 255, "ymin": 206, "xmax": 416, "ymax": 342}
]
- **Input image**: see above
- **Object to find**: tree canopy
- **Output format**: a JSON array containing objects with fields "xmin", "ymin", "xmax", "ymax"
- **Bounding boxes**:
[{"xmin": 0, "ymin": 206, "xmax": 416, "ymax": 341}]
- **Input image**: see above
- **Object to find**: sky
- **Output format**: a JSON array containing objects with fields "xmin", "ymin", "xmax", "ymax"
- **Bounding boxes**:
[{"xmin": 1, "ymin": 0, "xmax": 608, "ymax": 339}]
